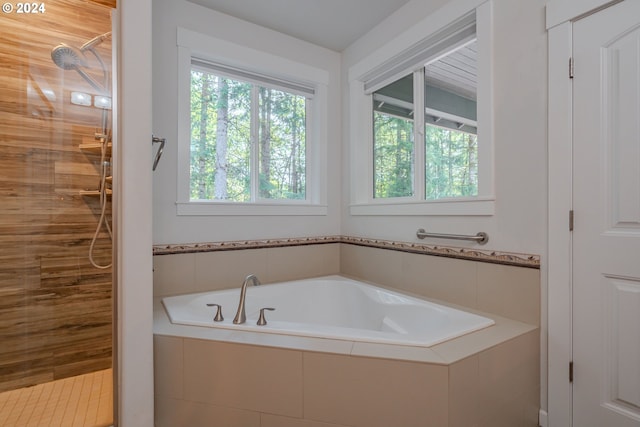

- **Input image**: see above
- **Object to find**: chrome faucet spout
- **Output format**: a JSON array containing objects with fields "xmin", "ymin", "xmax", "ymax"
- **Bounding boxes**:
[{"xmin": 233, "ymin": 274, "xmax": 261, "ymax": 324}]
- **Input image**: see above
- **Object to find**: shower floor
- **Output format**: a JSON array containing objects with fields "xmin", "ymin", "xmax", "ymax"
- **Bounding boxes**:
[{"xmin": 0, "ymin": 369, "xmax": 113, "ymax": 427}]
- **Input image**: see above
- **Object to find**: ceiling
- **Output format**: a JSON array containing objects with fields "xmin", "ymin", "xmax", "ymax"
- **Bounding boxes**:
[
  {"xmin": 426, "ymin": 41, "xmax": 477, "ymax": 101},
  {"xmin": 187, "ymin": 0, "xmax": 412, "ymax": 52}
]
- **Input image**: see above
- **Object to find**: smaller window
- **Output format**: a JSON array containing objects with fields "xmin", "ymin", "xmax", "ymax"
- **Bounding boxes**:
[
  {"xmin": 371, "ymin": 38, "xmax": 478, "ymax": 202},
  {"xmin": 424, "ymin": 40, "xmax": 478, "ymax": 200},
  {"xmin": 190, "ymin": 62, "xmax": 309, "ymax": 203},
  {"xmin": 349, "ymin": 4, "xmax": 493, "ymax": 216}
]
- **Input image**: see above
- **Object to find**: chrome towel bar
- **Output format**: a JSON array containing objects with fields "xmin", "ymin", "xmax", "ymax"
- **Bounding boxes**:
[{"xmin": 416, "ymin": 228, "xmax": 489, "ymax": 245}]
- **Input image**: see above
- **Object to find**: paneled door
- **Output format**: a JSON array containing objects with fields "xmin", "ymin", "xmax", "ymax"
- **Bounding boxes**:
[{"xmin": 572, "ymin": 1, "xmax": 640, "ymax": 425}]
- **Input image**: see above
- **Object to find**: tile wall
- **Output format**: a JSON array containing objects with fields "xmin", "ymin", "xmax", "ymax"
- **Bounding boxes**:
[
  {"xmin": 154, "ymin": 330, "xmax": 539, "ymax": 427},
  {"xmin": 153, "ymin": 241, "xmax": 539, "ymax": 325}
]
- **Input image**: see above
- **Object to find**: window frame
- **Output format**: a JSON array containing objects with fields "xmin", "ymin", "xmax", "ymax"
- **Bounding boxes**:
[
  {"xmin": 348, "ymin": 0, "xmax": 494, "ymax": 216},
  {"xmin": 189, "ymin": 61, "xmax": 311, "ymax": 204},
  {"xmin": 176, "ymin": 27, "xmax": 329, "ymax": 216}
]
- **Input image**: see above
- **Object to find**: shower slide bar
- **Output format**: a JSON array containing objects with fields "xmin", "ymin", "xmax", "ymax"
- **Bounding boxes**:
[{"xmin": 416, "ymin": 228, "xmax": 489, "ymax": 245}]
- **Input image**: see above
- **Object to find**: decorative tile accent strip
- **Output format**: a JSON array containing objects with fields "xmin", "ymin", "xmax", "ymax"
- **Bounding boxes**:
[
  {"xmin": 153, "ymin": 236, "xmax": 540, "ymax": 269},
  {"xmin": 153, "ymin": 235, "xmax": 342, "ymax": 255},
  {"xmin": 341, "ymin": 236, "xmax": 540, "ymax": 268}
]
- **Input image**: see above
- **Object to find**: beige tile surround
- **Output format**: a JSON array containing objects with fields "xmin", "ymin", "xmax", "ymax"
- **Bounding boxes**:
[
  {"xmin": 153, "ymin": 242, "xmax": 540, "ymax": 426},
  {"xmin": 154, "ymin": 330, "xmax": 539, "ymax": 427},
  {"xmin": 153, "ymin": 243, "xmax": 539, "ymax": 326}
]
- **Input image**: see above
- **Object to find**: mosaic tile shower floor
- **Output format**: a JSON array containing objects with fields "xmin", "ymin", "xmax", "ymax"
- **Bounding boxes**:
[{"xmin": 0, "ymin": 369, "xmax": 112, "ymax": 427}]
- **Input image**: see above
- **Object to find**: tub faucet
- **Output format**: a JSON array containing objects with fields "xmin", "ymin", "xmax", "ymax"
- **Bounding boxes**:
[{"xmin": 233, "ymin": 274, "xmax": 261, "ymax": 324}]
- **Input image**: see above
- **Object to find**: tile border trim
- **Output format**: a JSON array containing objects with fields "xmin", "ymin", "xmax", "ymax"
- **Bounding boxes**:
[{"xmin": 153, "ymin": 236, "xmax": 540, "ymax": 269}]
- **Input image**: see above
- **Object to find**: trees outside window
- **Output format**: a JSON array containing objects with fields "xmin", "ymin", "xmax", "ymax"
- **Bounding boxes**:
[
  {"xmin": 373, "ymin": 112, "xmax": 414, "ymax": 198},
  {"xmin": 371, "ymin": 40, "xmax": 479, "ymax": 202},
  {"xmin": 190, "ymin": 68, "xmax": 306, "ymax": 202},
  {"xmin": 425, "ymin": 125, "xmax": 478, "ymax": 199}
]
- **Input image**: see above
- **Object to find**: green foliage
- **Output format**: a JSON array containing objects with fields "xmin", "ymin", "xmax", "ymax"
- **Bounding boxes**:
[
  {"xmin": 373, "ymin": 114, "xmax": 478, "ymax": 200},
  {"xmin": 373, "ymin": 112, "xmax": 414, "ymax": 198},
  {"xmin": 425, "ymin": 125, "xmax": 478, "ymax": 199},
  {"xmin": 259, "ymin": 88, "xmax": 306, "ymax": 200},
  {"xmin": 190, "ymin": 70, "xmax": 306, "ymax": 202}
]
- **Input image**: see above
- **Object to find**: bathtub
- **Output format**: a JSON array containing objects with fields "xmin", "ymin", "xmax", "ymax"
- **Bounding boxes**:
[{"xmin": 161, "ymin": 275, "xmax": 494, "ymax": 347}]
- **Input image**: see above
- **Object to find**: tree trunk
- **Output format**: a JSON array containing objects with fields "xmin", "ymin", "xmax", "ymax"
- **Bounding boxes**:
[
  {"xmin": 395, "ymin": 123, "xmax": 402, "ymax": 195},
  {"xmin": 447, "ymin": 130, "xmax": 453, "ymax": 195},
  {"xmin": 259, "ymin": 88, "xmax": 272, "ymax": 198},
  {"xmin": 214, "ymin": 78, "xmax": 229, "ymax": 199},
  {"xmin": 290, "ymin": 99, "xmax": 299, "ymax": 195},
  {"xmin": 197, "ymin": 74, "xmax": 211, "ymax": 199},
  {"xmin": 468, "ymin": 134, "xmax": 477, "ymax": 191}
]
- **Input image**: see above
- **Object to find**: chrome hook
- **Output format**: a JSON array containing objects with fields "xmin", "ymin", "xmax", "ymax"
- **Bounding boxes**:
[{"xmin": 152, "ymin": 136, "xmax": 166, "ymax": 171}]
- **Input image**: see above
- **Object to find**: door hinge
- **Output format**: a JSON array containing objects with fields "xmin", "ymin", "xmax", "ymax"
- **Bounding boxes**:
[
  {"xmin": 569, "ymin": 210, "xmax": 574, "ymax": 231},
  {"xmin": 569, "ymin": 361, "xmax": 574, "ymax": 383},
  {"xmin": 569, "ymin": 57, "xmax": 574, "ymax": 79}
]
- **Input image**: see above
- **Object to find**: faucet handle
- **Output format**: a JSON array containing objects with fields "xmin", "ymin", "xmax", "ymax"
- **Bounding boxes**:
[
  {"xmin": 257, "ymin": 307, "xmax": 275, "ymax": 326},
  {"xmin": 206, "ymin": 303, "xmax": 224, "ymax": 322}
]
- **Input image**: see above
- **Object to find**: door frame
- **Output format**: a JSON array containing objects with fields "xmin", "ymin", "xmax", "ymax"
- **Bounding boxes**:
[{"xmin": 546, "ymin": 1, "xmax": 624, "ymax": 426}]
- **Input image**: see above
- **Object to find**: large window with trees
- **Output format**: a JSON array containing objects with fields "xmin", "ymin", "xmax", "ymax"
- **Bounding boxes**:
[
  {"xmin": 175, "ymin": 26, "xmax": 329, "ymax": 216},
  {"xmin": 190, "ymin": 62, "xmax": 308, "ymax": 203}
]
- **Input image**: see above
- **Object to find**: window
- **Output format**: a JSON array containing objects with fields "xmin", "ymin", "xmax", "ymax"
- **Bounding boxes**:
[
  {"xmin": 176, "ymin": 28, "xmax": 329, "ymax": 216},
  {"xmin": 372, "ymin": 41, "xmax": 479, "ymax": 201},
  {"xmin": 349, "ymin": 2, "xmax": 493, "ymax": 215},
  {"xmin": 373, "ymin": 73, "xmax": 415, "ymax": 199},
  {"xmin": 190, "ymin": 62, "xmax": 308, "ymax": 202}
]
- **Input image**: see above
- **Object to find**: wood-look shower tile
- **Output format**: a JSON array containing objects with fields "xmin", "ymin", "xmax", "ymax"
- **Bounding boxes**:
[
  {"xmin": 0, "ymin": 287, "xmax": 28, "ymax": 308},
  {"xmin": 54, "ymin": 357, "xmax": 112, "ymax": 382},
  {"xmin": 54, "ymin": 161, "xmax": 101, "ymax": 176},
  {"xmin": 40, "ymin": 256, "xmax": 112, "ymax": 288},
  {"xmin": 0, "ymin": 148, "xmax": 53, "ymax": 187},
  {"xmin": 0, "ymin": 284, "xmax": 112, "ymax": 388},
  {"xmin": 0, "ymin": 352, "xmax": 55, "ymax": 384}
]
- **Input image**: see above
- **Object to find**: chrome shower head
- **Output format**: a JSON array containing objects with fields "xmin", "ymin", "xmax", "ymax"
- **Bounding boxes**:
[
  {"xmin": 51, "ymin": 42, "xmax": 105, "ymax": 93},
  {"xmin": 51, "ymin": 43, "xmax": 87, "ymax": 70}
]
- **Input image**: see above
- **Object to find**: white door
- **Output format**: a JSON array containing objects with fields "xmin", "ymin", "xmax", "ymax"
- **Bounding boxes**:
[{"xmin": 572, "ymin": 1, "xmax": 640, "ymax": 426}]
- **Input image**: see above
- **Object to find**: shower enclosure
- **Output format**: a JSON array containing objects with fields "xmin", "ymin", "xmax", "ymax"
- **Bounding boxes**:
[{"xmin": 0, "ymin": 0, "xmax": 115, "ymax": 425}]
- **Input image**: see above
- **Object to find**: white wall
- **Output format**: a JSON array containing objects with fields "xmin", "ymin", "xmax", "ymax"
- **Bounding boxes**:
[
  {"xmin": 341, "ymin": 0, "xmax": 548, "ymax": 258},
  {"xmin": 152, "ymin": 0, "xmax": 547, "ymax": 256},
  {"xmin": 152, "ymin": 0, "xmax": 342, "ymax": 245}
]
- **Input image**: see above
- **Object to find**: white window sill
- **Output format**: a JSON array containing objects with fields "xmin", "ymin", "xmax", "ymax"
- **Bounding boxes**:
[
  {"xmin": 349, "ymin": 197, "xmax": 495, "ymax": 216},
  {"xmin": 176, "ymin": 201, "xmax": 328, "ymax": 216}
]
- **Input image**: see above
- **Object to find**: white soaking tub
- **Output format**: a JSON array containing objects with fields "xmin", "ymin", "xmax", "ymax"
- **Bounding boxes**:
[{"xmin": 161, "ymin": 275, "xmax": 494, "ymax": 347}]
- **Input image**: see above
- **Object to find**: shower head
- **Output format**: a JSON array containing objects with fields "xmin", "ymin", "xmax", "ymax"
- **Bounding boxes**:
[
  {"xmin": 51, "ymin": 32, "xmax": 111, "ymax": 94},
  {"xmin": 51, "ymin": 43, "xmax": 87, "ymax": 70}
]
